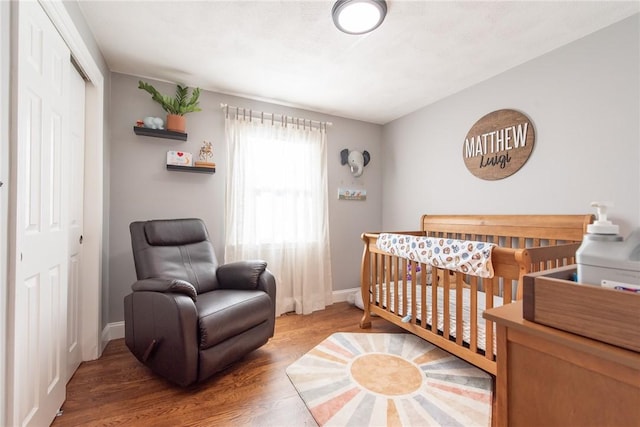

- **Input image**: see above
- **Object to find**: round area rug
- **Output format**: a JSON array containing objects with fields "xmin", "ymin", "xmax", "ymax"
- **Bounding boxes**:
[{"xmin": 286, "ymin": 332, "xmax": 492, "ymax": 427}]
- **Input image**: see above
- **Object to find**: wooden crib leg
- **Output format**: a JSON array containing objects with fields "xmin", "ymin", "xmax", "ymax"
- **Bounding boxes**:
[
  {"xmin": 359, "ymin": 284, "xmax": 372, "ymax": 328},
  {"xmin": 360, "ymin": 240, "xmax": 372, "ymax": 329},
  {"xmin": 360, "ymin": 310, "xmax": 372, "ymax": 329}
]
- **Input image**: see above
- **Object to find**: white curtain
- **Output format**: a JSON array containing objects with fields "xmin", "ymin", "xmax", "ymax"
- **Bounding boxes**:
[{"xmin": 224, "ymin": 114, "xmax": 333, "ymax": 316}]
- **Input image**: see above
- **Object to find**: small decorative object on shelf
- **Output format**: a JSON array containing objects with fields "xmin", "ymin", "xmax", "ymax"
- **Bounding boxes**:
[
  {"xmin": 167, "ymin": 150, "xmax": 193, "ymax": 167},
  {"xmin": 195, "ymin": 140, "xmax": 216, "ymax": 168},
  {"xmin": 142, "ymin": 116, "xmax": 164, "ymax": 129}
]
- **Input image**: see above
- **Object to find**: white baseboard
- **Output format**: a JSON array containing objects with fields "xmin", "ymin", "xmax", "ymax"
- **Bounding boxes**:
[
  {"xmin": 103, "ymin": 320, "xmax": 125, "ymax": 342},
  {"xmin": 332, "ymin": 287, "xmax": 359, "ymax": 303},
  {"xmin": 102, "ymin": 289, "xmax": 360, "ymax": 345}
]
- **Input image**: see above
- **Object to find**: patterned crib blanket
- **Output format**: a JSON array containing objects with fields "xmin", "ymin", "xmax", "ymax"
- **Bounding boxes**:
[{"xmin": 376, "ymin": 233, "xmax": 496, "ymax": 278}]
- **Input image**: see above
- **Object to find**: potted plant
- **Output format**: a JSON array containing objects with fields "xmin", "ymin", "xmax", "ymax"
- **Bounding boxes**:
[{"xmin": 138, "ymin": 80, "xmax": 202, "ymax": 133}]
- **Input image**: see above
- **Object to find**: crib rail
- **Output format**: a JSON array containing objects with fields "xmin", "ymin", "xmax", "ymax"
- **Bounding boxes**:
[{"xmin": 420, "ymin": 214, "xmax": 593, "ymax": 244}]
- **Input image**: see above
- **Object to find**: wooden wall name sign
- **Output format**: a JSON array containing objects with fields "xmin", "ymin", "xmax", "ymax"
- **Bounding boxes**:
[{"xmin": 463, "ymin": 109, "xmax": 535, "ymax": 180}]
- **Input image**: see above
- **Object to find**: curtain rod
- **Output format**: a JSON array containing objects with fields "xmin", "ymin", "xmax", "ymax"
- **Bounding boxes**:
[{"xmin": 220, "ymin": 103, "xmax": 333, "ymax": 128}]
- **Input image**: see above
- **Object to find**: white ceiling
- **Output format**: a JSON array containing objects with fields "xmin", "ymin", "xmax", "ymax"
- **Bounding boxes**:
[{"xmin": 77, "ymin": 0, "xmax": 639, "ymax": 124}]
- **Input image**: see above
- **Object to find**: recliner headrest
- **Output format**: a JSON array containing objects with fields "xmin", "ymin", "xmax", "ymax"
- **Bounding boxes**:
[{"xmin": 144, "ymin": 218, "xmax": 209, "ymax": 246}]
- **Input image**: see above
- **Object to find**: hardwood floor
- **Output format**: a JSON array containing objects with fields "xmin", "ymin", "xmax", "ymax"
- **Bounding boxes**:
[{"xmin": 52, "ymin": 302, "xmax": 406, "ymax": 427}]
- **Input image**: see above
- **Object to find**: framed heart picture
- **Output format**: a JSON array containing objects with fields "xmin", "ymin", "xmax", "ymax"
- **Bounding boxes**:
[{"xmin": 167, "ymin": 150, "xmax": 193, "ymax": 166}]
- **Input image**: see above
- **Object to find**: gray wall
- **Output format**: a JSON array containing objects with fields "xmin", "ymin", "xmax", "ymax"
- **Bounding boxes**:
[
  {"xmin": 108, "ymin": 73, "xmax": 382, "ymax": 322},
  {"xmin": 382, "ymin": 15, "xmax": 640, "ymax": 236}
]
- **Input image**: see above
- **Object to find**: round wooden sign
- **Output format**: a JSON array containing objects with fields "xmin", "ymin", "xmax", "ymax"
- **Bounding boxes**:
[{"xmin": 462, "ymin": 109, "xmax": 535, "ymax": 180}]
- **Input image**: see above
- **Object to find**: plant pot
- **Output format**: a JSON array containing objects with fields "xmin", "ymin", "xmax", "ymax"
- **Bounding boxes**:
[{"xmin": 166, "ymin": 114, "xmax": 186, "ymax": 133}]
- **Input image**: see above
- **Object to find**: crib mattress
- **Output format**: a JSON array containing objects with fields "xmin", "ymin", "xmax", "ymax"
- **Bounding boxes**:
[{"xmin": 371, "ymin": 282, "xmax": 501, "ymax": 353}]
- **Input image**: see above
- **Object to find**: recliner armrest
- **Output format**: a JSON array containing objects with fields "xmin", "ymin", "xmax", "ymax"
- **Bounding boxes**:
[
  {"xmin": 257, "ymin": 268, "xmax": 276, "ymax": 303},
  {"xmin": 132, "ymin": 278, "xmax": 197, "ymax": 302},
  {"xmin": 217, "ymin": 260, "xmax": 267, "ymax": 290}
]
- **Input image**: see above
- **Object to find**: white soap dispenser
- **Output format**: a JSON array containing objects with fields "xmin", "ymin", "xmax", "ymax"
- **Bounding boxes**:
[
  {"xmin": 583, "ymin": 202, "xmax": 622, "ymax": 241},
  {"xmin": 576, "ymin": 202, "xmax": 640, "ymax": 288}
]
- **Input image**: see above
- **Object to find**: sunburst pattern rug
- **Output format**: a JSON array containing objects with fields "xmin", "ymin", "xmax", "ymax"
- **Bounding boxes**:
[{"xmin": 286, "ymin": 333, "xmax": 492, "ymax": 427}]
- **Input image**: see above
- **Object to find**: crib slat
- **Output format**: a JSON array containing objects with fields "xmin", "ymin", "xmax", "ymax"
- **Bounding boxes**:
[
  {"xmin": 431, "ymin": 269, "xmax": 438, "ymax": 334},
  {"xmin": 391, "ymin": 256, "xmax": 396, "ymax": 312},
  {"xmin": 491, "ymin": 244, "xmax": 502, "ymax": 295},
  {"xmin": 409, "ymin": 261, "xmax": 416, "ymax": 324},
  {"xmin": 369, "ymin": 252, "xmax": 374, "ymax": 307},
  {"xmin": 373, "ymin": 253, "xmax": 378, "ymax": 308},
  {"xmin": 420, "ymin": 262, "xmax": 427, "ymax": 328},
  {"xmin": 532, "ymin": 237, "xmax": 545, "ymax": 270},
  {"xmin": 485, "ymin": 277, "xmax": 495, "ymax": 360},
  {"xmin": 375, "ymin": 253, "xmax": 380, "ymax": 308},
  {"xmin": 376, "ymin": 253, "xmax": 381, "ymax": 309},
  {"xmin": 470, "ymin": 276, "xmax": 478, "ymax": 352},
  {"xmin": 383, "ymin": 254, "xmax": 390, "ymax": 312},
  {"xmin": 455, "ymin": 273, "xmax": 463, "ymax": 346},
  {"xmin": 443, "ymin": 269, "xmax": 450, "ymax": 339},
  {"xmin": 371, "ymin": 253, "xmax": 377, "ymax": 308},
  {"xmin": 401, "ymin": 258, "xmax": 407, "ymax": 317},
  {"xmin": 504, "ymin": 278, "xmax": 513, "ymax": 304},
  {"xmin": 393, "ymin": 256, "xmax": 400, "ymax": 315}
]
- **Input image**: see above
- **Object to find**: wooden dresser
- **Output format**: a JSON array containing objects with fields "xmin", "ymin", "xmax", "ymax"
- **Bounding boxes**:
[{"xmin": 484, "ymin": 301, "xmax": 640, "ymax": 427}]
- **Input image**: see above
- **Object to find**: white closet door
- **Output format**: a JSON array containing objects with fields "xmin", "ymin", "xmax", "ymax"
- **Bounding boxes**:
[
  {"xmin": 0, "ymin": 1, "xmax": 9, "ymax": 424},
  {"xmin": 9, "ymin": 1, "xmax": 71, "ymax": 425},
  {"xmin": 66, "ymin": 66, "xmax": 85, "ymax": 383}
]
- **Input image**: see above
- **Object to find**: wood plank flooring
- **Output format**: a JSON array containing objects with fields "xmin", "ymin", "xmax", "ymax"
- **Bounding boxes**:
[{"xmin": 52, "ymin": 302, "xmax": 406, "ymax": 427}]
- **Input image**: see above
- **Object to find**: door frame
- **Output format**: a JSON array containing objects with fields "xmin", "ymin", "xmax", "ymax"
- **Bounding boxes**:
[{"xmin": 0, "ymin": 1, "xmax": 10, "ymax": 425}]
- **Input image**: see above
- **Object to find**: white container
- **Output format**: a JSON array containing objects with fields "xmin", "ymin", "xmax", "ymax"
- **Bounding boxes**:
[{"xmin": 576, "ymin": 203, "xmax": 640, "ymax": 289}]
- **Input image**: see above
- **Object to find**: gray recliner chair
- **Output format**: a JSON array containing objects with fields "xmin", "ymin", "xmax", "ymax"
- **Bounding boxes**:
[{"xmin": 124, "ymin": 218, "xmax": 276, "ymax": 386}]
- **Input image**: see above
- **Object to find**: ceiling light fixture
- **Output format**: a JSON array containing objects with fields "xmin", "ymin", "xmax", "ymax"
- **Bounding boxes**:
[{"xmin": 332, "ymin": 0, "xmax": 387, "ymax": 35}]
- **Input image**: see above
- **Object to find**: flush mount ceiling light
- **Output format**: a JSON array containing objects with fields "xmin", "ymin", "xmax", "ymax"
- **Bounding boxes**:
[{"xmin": 332, "ymin": 0, "xmax": 388, "ymax": 35}]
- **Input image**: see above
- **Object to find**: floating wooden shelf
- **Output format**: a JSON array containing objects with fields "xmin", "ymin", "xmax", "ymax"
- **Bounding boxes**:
[
  {"xmin": 166, "ymin": 164, "xmax": 215, "ymax": 174},
  {"xmin": 133, "ymin": 126, "xmax": 187, "ymax": 141}
]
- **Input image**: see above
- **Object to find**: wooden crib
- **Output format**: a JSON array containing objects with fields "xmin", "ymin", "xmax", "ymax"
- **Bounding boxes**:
[{"xmin": 359, "ymin": 214, "xmax": 593, "ymax": 375}]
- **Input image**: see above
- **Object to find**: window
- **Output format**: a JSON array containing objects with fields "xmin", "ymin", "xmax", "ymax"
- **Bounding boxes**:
[{"xmin": 224, "ymin": 113, "xmax": 332, "ymax": 315}]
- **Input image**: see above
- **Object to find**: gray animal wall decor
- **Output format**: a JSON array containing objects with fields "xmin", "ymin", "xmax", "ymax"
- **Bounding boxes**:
[{"xmin": 340, "ymin": 148, "xmax": 371, "ymax": 177}]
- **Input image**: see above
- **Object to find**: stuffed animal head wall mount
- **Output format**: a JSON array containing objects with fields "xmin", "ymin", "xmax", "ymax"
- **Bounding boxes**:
[{"xmin": 340, "ymin": 148, "xmax": 371, "ymax": 177}]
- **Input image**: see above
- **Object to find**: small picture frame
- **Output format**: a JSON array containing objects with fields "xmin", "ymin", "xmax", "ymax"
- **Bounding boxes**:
[
  {"xmin": 338, "ymin": 188, "xmax": 366, "ymax": 201},
  {"xmin": 167, "ymin": 150, "xmax": 193, "ymax": 166}
]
